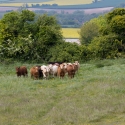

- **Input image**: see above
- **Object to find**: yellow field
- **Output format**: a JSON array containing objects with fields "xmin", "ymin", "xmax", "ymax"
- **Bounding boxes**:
[
  {"xmin": 0, "ymin": 0, "xmax": 93, "ymax": 7},
  {"xmin": 61, "ymin": 28, "xmax": 80, "ymax": 38}
]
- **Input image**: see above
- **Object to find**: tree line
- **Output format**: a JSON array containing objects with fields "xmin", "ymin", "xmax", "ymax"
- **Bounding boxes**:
[
  {"xmin": 0, "ymin": 9, "xmax": 104, "ymax": 28},
  {"xmin": 0, "ymin": 8, "xmax": 125, "ymax": 63},
  {"xmin": 36, "ymin": 10, "xmax": 101, "ymax": 28}
]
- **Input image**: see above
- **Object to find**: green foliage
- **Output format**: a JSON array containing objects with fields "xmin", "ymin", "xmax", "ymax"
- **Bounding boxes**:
[
  {"xmin": 79, "ymin": 15, "xmax": 108, "ymax": 45},
  {"xmin": 36, "ymin": 9, "xmax": 101, "ymax": 28},
  {"xmin": 1, "ymin": 8, "xmax": 125, "ymax": 62},
  {"xmin": 79, "ymin": 8, "xmax": 125, "ymax": 60},
  {"xmin": 91, "ymin": 15, "xmax": 107, "ymax": 29},
  {"xmin": 79, "ymin": 21, "xmax": 99, "ymax": 45},
  {"xmin": 0, "ymin": 10, "xmax": 63, "ymax": 62},
  {"xmin": 106, "ymin": 8, "xmax": 125, "ymax": 23},
  {"xmin": 110, "ymin": 15, "xmax": 125, "ymax": 34},
  {"xmin": 91, "ymin": 15, "xmax": 110, "ymax": 36},
  {"xmin": 88, "ymin": 34, "xmax": 122, "ymax": 59},
  {"xmin": 0, "ymin": 10, "xmax": 36, "ymax": 41},
  {"xmin": 79, "ymin": 45, "xmax": 90, "ymax": 61},
  {"xmin": 106, "ymin": 8, "xmax": 125, "ymax": 39},
  {"xmin": 47, "ymin": 41, "xmax": 81, "ymax": 62}
]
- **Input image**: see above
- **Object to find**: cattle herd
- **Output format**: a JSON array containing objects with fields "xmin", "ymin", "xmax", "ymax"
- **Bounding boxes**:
[{"xmin": 15, "ymin": 61, "xmax": 80, "ymax": 79}]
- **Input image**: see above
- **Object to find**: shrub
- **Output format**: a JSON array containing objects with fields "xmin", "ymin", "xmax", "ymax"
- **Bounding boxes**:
[{"xmin": 87, "ymin": 34, "xmax": 122, "ymax": 59}]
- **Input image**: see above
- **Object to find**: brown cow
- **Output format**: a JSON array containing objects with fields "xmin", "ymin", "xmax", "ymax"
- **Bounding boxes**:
[
  {"xmin": 57, "ymin": 64, "xmax": 65, "ymax": 79},
  {"xmin": 30, "ymin": 66, "xmax": 39, "ymax": 79},
  {"xmin": 36, "ymin": 66, "xmax": 43, "ymax": 79},
  {"xmin": 16, "ymin": 66, "xmax": 28, "ymax": 77},
  {"xmin": 72, "ymin": 63, "xmax": 79, "ymax": 73},
  {"xmin": 66, "ymin": 63, "xmax": 75, "ymax": 78}
]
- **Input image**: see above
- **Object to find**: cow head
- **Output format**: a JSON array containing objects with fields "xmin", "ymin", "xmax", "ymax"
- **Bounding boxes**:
[{"xmin": 15, "ymin": 67, "xmax": 20, "ymax": 76}]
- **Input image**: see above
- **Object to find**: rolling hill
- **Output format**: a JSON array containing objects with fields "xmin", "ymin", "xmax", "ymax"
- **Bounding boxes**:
[
  {"xmin": 0, "ymin": 0, "xmax": 124, "ymax": 8},
  {"xmin": 0, "ymin": 0, "xmax": 93, "ymax": 7}
]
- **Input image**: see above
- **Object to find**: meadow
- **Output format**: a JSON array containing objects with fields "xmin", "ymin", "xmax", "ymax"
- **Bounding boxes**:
[
  {"xmin": 0, "ymin": 0, "xmax": 93, "ymax": 7},
  {"xmin": 1, "ymin": 58, "xmax": 125, "ymax": 125},
  {"xmin": 62, "ymin": 28, "xmax": 80, "ymax": 38}
]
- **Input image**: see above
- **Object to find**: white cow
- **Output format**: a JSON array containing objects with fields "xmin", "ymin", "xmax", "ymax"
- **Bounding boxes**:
[
  {"xmin": 48, "ymin": 64, "xmax": 59, "ymax": 77},
  {"xmin": 41, "ymin": 65, "xmax": 50, "ymax": 79}
]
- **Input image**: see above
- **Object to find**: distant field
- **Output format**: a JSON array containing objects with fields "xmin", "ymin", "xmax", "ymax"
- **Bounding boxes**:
[
  {"xmin": 0, "ymin": 0, "xmax": 93, "ymax": 6},
  {"xmin": 62, "ymin": 28, "xmax": 80, "ymax": 38}
]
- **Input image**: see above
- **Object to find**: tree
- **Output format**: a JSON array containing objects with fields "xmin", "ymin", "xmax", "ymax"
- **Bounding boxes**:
[
  {"xmin": 106, "ymin": 8, "xmax": 125, "ymax": 35},
  {"xmin": 0, "ymin": 11, "xmax": 20, "ymax": 41},
  {"xmin": 0, "ymin": 10, "xmax": 35, "ymax": 41},
  {"xmin": 88, "ymin": 34, "xmax": 122, "ymax": 59},
  {"xmin": 79, "ymin": 21, "xmax": 99, "ymax": 45},
  {"xmin": 0, "ymin": 10, "xmax": 63, "ymax": 62},
  {"xmin": 47, "ymin": 42, "xmax": 81, "ymax": 62},
  {"xmin": 79, "ymin": 8, "xmax": 125, "ymax": 60},
  {"xmin": 79, "ymin": 15, "xmax": 108, "ymax": 45}
]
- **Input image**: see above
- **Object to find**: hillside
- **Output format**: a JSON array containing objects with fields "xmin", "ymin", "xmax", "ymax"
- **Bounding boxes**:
[
  {"xmin": 0, "ymin": 0, "xmax": 124, "ymax": 8},
  {"xmin": 0, "ymin": 0, "xmax": 93, "ymax": 7}
]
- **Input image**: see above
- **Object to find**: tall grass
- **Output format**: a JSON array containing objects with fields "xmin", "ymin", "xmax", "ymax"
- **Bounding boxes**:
[{"xmin": 1, "ymin": 59, "xmax": 125, "ymax": 124}]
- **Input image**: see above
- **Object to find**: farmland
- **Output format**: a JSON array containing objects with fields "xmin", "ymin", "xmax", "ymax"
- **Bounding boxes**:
[
  {"xmin": 1, "ymin": 58, "xmax": 125, "ymax": 124},
  {"xmin": 62, "ymin": 28, "xmax": 80, "ymax": 38},
  {"xmin": 0, "ymin": 0, "xmax": 93, "ymax": 6},
  {"xmin": 0, "ymin": 0, "xmax": 114, "ymax": 18}
]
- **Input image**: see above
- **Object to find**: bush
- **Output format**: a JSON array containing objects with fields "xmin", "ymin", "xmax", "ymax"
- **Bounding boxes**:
[
  {"xmin": 47, "ymin": 41, "xmax": 81, "ymax": 62},
  {"xmin": 87, "ymin": 34, "xmax": 122, "ymax": 59}
]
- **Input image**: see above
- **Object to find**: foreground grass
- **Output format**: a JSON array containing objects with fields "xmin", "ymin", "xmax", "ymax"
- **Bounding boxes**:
[
  {"xmin": 62, "ymin": 28, "xmax": 80, "ymax": 38},
  {"xmin": 1, "ymin": 59, "xmax": 125, "ymax": 125}
]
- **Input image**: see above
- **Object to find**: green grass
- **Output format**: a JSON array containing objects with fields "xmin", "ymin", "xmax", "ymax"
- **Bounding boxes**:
[{"xmin": 1, "ymin": 58, "xmax": 125, "ymax": 125}]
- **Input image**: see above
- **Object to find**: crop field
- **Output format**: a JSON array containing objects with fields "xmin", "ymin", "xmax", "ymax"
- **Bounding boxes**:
[
  {"xmin": 1, "ymin": 58, "xmax": 125, "ymax": 124},
  {"xmin": 62, "ymin": 28, "xmax": 80, "ymax": 38},
  {"xmin": 0, "ymin": 0, "xmax": 93, "ymax": 7}
]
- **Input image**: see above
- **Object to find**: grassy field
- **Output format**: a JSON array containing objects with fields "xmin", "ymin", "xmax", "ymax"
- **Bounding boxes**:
[
  {"xmin": 1, "ymin": 58, "xmax": 125, "ymax": 125},
  {"xmin": 0, "ymin": 0, "xmax": 93, "ymax": 7},
  {"xmin": 62, "ymin": 28, "xmax": 80, "ymax": 38}
]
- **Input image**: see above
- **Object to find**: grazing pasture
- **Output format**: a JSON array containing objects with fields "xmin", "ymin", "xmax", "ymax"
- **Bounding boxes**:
[{"xmin": 1, "ymin": 59, "xmax": 125, "ymax": 124}]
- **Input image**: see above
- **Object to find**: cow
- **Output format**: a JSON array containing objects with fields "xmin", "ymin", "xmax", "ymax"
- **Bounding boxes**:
[
  {"xmin": 62, "ymin": 63, "xmax": 68, "ymax": 73},
  {"xmin": 48, "ymin": 64, "xmax": 59, "ymax": 77},
  {"xmin": 57, "ymin": 64, "xmax": 65, "ymax": 79},
  {"xmin": 66, "ymin": 63, "xmax": 75, "ymax": 78},
  {"xmin": 74, "ymin": 61, "xmax": 80, "ymax": 72},
  {"xmin": 30, "ymin": 66, "xmax": 39, "ymax": 79},
  {"xmin": 41, "ymin": 65, "xmax": 50, "ymax": 79},
  {"xmin": 36, "ymin": 66, "xmax": 43, "ymax": 79},
  {"xmin": 72, "ymin": 63, "xmax": 79, "ymax": 73},
  {"xmin": 16, "ymin": 66, "xmax": 28, "ymax": 77}
]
